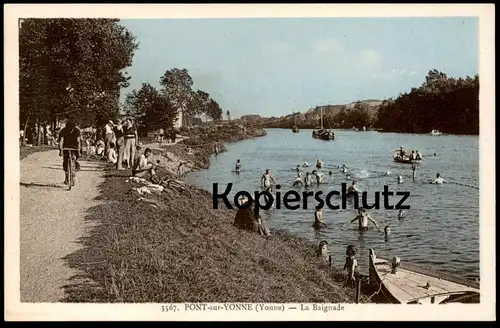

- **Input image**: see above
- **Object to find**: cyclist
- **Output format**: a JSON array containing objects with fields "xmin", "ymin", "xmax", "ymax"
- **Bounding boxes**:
[{"xmin": 58, "ymin": 118, "xmax": 82, "ymax": 186}]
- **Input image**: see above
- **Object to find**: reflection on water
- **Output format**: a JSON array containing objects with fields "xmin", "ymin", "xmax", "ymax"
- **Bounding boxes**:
[{"xmin": 187, "ymin": 129, "xmax": 479, "ymax": 279}]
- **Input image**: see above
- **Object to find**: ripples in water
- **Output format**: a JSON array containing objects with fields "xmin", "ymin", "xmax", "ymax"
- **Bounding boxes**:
[{"xmin": 187, "ymin": 129, "xmax": 479, "ymax": 279}]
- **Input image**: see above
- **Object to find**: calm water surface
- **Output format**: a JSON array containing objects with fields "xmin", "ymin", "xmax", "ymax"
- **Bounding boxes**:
[{"xmin": 186, "ymin": 129, "xmax": 479, "ymax": 279}]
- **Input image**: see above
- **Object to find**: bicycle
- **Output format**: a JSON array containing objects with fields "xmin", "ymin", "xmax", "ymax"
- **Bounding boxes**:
[{"xmin": 62, "ymin": 148, "xmax": 79, "ymax": 191}]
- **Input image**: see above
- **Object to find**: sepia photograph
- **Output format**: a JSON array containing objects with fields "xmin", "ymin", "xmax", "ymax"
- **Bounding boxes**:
[{"xmin": 5, "ymin": 4, "xmax": 495, "ymax": 322}]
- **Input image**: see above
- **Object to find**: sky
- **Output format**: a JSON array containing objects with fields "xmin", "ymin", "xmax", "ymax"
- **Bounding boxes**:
[{"xmin": 119, "ymin": 17, "xmax": 478, "ymax": 118}]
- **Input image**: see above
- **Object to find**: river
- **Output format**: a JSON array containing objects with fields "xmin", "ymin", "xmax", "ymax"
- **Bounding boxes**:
[{"xmin": 186, "ymin": 129, "xmax": 479, "ymax": 280}]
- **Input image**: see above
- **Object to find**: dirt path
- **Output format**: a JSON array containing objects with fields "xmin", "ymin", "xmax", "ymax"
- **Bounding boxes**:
[{"xmin": 20, "ymin": 149, "xmax": 107, "ymax": 302}]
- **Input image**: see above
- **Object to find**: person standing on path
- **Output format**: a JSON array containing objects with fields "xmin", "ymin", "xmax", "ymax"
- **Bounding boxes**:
[
  {"xmin": 114, "ymin": 120, "xmax": 125, "ymax": 170},
  {"xmin": 104, "ymin": 120, "xmax": 115, "ymax": 156},
  {"xmin": 159, "ymin": 127, "xmax": 165, "ymax": 145},
  {"xmin": 123, "ymin": 118, "xmax": 138, "ymax": 169}
]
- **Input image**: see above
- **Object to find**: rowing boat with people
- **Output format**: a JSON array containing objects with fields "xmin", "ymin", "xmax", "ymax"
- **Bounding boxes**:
[
  {"xmin": 392, "ymin": 150, "xmax": 422, "ymax": 164},
  {"xmin": 368, "ymin": 248, "xmax": 480, "ymax": 304}
]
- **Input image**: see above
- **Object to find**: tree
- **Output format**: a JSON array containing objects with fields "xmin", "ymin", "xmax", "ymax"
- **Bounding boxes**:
[
  {"xmin": 159, "ymin": 68, "xmax": 193, "ymax": 127},
  {"xmin": 125, "ymin": 82, "xmax": 178, "ymax": 135},
  {"xmin": 374, "ymin": 70, "xmax": 479, "ymax": 134},
  {"xmin": 19, "ymin": 18, "xmax": 138, "ymax": 144}
]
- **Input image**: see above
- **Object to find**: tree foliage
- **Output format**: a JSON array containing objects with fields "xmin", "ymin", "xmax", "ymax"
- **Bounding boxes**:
[
  {"xmin": 19, "ymin": 18, "xmax": 138, "ymax": 143},
  {"xmin": 125, "ymin": 68, "xmax": 224, "ymax": 131},
  {"xmin": 374, "ymin": 69, "xmax": 479, "ymax": 134}
]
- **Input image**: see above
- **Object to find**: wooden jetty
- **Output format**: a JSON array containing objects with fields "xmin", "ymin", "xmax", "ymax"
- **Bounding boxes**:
[{"xmin": 368, "ymin": 248, "xmax": 479, "ymax": 304}]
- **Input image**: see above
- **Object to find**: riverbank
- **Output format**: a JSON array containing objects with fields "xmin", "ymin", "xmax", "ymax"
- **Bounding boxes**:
[{"xmin": 61, "ymin": 125, "xmax": 364, "ymax": 303}]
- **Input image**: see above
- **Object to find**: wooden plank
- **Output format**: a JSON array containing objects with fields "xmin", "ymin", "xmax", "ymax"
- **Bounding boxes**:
[
  {"xmin": 377, "ymin": 261, "xmax": 475, "ymax": 294},
  {"xmin": 370, "ymin": 249, "xmax": 479, "ymax": 304}
]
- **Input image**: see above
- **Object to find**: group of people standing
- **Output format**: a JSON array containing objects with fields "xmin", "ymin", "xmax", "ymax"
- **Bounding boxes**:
[{"xmin": 102, "ymin": 118, "xmax": 139, "ymax": 170}]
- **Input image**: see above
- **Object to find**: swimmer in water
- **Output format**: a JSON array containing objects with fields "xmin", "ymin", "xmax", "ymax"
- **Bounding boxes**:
[
  {"xmin": 303, "ymin": 161, "xmax": 310, "ymax": 167},
  {"xmin": 385, "ymin": 171, "xmax": 392, "ymax": 176},
  {"xmin": 312, "ymin": 169, "xmax": 324, "ymax": 185},
  {"xmin": 312, "ymin": 205, "xmax": 328, "ymax": 230},
  {"xmin": 235, "ymin": 159, "xmax": 241, "ymax": 174},
  {"xmin": 261, "ymin": 169, "xmax": 276, "ymax": 191},
  {"xmin": 316, "ymin": 158, "xmax": 323, "ymax": 169},
  {"xmin": 431, "ymin": 173, "xmax": 447, "ymax": 184},
  {"xmin": 384, "ymin": 226, "xmax": 391, "ymax": 242},
  {"xmin": 341, "ymin": 208, "xmax": 382, "ymax": 232},
  {"xmin": 292, "ymin": 172, "xmax": 303, "ymax": 187},
  {"xmin": 295, "ymin": 164, "xmax": 301, "ymax": 172},
  {"xmin": 346, "ymin": 174, "xmax": 352, "ymax": 180},
  {"xmin": 329, "ymin": 170, "xmax": 333, "ymax": 176},
  {"xmin": 304, "ymin": 172, "xmax": 313, "ymax": 187},
  {"xmin": 347, "ymin": 181, "xmax": 359, "ymax": 195},
  {"xmin": 397, "ymin": 174, "xmax": 404, "ymax": 184},
  {"xmin": 398, "ymin": 209, "xmax": 406, "ymax": 220}
]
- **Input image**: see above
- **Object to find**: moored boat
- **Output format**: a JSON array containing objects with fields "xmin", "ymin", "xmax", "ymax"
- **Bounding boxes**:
[
  {"xmin": 429, "ymin": 129, "xmax": 442, "ymax": 136},
  {"xmin": 292, "ymin": 125, "xmax": 299, "ymax": 133},
  {"xmin": 312, "ymin": 127, "xmax": 335, "ymax": 140},
  {"xmin": 312, "ymin": 107, "xmax": 334, "ymax": 140},
  {"xmin": 368, "ymin": 248, "xmax": 479, "ymax": 304}
]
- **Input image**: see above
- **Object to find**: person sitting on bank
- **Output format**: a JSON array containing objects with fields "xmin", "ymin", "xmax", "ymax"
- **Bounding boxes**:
[
  {"xmin": 107, "ymin": 142, "xmax": 117, "ymax": 164},
  {"xmin": 341, "ymin": 207, "xmax": 382, "ymax": 232},
  {"xmin": 431, "ymin": 173, "xmax": 447, "ymax": 184},
  {"xmin": 132, "ymin": 147, "xmax": 156, "ymax": 180},
  {"xmin": 312, "ymin": 204, "xmax": 328, "ymax": 230}
]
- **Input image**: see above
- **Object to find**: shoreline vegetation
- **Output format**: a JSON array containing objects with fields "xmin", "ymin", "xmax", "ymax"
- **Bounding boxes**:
[
  {"xmin": 248, "ymin": 70, "xmax": 479, "ymax": 136},
  {"xmin": 59, "ymin": 124, "xmax": 365, "ymax": 303}
]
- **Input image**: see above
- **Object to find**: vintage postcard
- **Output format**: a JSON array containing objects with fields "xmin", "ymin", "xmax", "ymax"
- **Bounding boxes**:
[{"xmin": 5, "ymin": 4, "xmax": 495, "ymax": 321}]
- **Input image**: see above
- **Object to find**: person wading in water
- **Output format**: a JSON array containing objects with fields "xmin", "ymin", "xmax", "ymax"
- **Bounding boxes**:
[
  {"xmin": 312, "ymin": 205, "xmax": 328, "ymax": 230},
  {"xmin": 260, "ymin": 169, "xmax": 276, "ymax": 192},
  {"xmin": 341, "ymin": 207, "xmax": 382, "ymax": 232}
]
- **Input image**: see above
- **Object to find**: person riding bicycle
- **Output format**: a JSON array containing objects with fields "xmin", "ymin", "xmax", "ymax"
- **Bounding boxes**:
[{"xmin": 58, "ymin": 118, "xmax": 82, "ymax": 186}]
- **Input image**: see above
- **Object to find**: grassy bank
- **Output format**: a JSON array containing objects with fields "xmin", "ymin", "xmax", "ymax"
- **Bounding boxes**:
[
  {"xmin": 62, "ymin": 169, "xmax": 359, "ymax": 302},
  {"xmin": 62, "ymin": 125, "xmax": 365, "ymax": 303}
]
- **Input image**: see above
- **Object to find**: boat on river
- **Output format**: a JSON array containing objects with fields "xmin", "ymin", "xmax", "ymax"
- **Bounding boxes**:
[
  {"xmin": 429, "ymin": 129, "xmax": 442, "ymax": 136},
  {"xmin": 369, "ymin": 248, "xmax": 480, "ymax": 304},
  {"xmin": 312, "ymin": 107, "xmax": 334, "ymax": 140},
  {"xmin": 392, "ymin": 150, "xmax": 422, "ymax": 164}
]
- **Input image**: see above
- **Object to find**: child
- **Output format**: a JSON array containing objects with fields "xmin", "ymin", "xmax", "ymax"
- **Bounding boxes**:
[
  {"xmin": 107, "ymin": 143, "xmax": 117, "ymax": 164},
  {"xmin": 384, "ymin": 226, "xmax": 391, "ymax": 242},
  {"xmin": 312, "ymin": 205, "xmax": 328, "ymax": 230},
  {"xmin": 96, "ymin": 140, "xmax": 105, "ymax": 156},
  {"xmin": 343, "ymin": 245, "xmax": 359, "ymax": 287}
]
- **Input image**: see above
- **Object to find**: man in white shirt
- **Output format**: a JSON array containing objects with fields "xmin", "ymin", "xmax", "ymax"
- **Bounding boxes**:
[
  {"xmin": 132, "ymin": 147, "xmax": 156, "ymax": 179},
  {"xmin": 104, "ymin": 120, "xmax": 114, "ymax": 156}
]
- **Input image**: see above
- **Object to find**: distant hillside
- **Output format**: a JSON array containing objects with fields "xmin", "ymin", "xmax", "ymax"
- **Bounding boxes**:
[{"xmin": 256, "ymin": 100, "xmax": 383, "ymax": 129}]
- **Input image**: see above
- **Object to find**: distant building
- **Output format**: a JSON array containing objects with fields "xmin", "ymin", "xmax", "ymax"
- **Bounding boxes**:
[
  {"xmin": 240, "ymin": 114, "xmax": 261, "ymax": 122},
  {"xmin": 173, "ymin": 110, "xmax": 183, "ymax": 128}
]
